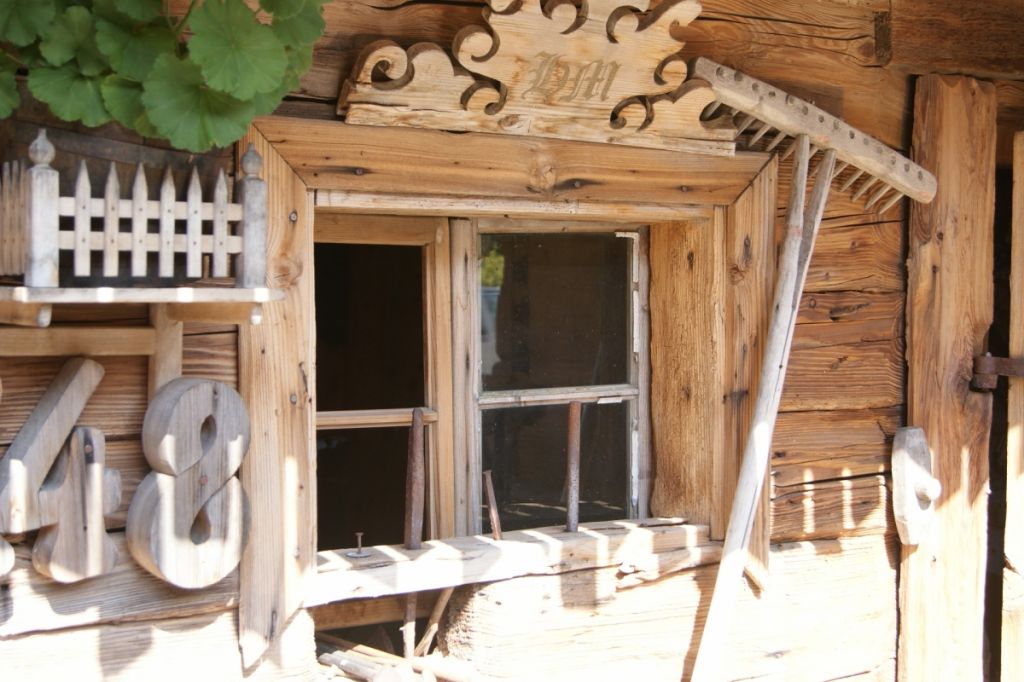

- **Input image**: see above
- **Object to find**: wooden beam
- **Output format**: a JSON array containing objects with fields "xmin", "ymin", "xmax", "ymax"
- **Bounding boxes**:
[
  {"xmin": 0, "ymin": 302, "xmax": 50, "ymax": 327},
  {"xmin": 888, "ymin": 0, "xmax": 1024, "ymax": 81},
  {"xmin": 255, "ymin": 117, "xmax": 768, "ymax": 209},
  {"xmin": 237, "ymin": 126, "xmax": 317, "ymax": 669},
  {"xmin": 899, "ymin": 74, "xmax": 996, "ymax": 682},
  {"xmin": 316, "ymin": 408, "xmax": 438, "ymax": 430},
  {"xmin": 0, "ymin": 326, "xmax": 155, "ymax": 356},
  {"xmin": 1003, "ymin": 131, "xmax": 1024, "ymax": 681},
  {"xmin": 309, "ymin": 591, "xmax": 440, "ymax": 630},
  {"xmin": 309, "ymin": 519, "xmax": 710, "ymax": 606}
]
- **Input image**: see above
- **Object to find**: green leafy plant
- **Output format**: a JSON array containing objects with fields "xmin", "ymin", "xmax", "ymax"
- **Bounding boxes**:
[{"xmin": 0, "ymin": 0, "xmax": 327, "ymax": 151}]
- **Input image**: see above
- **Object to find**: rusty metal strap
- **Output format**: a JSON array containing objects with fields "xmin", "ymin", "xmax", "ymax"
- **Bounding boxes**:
[{"xmin": 972, "ymin": 355, "xmax": 1024, "ymax": 391}]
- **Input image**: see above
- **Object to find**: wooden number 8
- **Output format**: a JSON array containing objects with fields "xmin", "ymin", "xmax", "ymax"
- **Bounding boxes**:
[{"xmin": 127, "ymin": 378, "xmax": 250, "ymax": 589}]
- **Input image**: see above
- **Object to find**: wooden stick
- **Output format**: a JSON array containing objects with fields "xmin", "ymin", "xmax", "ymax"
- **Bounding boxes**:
[
  {"xmin": 483, "ymin": 470, "xmax": 502, "ymax": 540},
  {"xmin": 565, "ymin": 401, "xmax": 582, "ymax": 533},
  {"xmin": 404, "ymin": 407, "xmax": 426, "ymax": 659},
  {"xmin": 414, "ymin": 586, "xmax": 455, "ymax": 656},
  {"xmin": 691, "ymin": 137, "xmax": 836, "ymax": 680}
]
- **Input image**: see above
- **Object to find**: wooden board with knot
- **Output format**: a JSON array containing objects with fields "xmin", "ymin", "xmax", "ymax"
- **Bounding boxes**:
[{"xmin": 338, "ymin": 0, "xmax": 737, "ymax": 155}]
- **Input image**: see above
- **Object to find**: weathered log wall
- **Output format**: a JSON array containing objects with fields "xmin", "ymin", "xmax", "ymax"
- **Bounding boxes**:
[{"xmin": 1, "ymin": 0, "xmax": 1022, "ymax": 679}]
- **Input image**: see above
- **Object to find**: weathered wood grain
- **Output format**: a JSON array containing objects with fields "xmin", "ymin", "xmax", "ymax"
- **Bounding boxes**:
[
  {"xmin": 254, "ymin": 117, "xmax": 767, "ymax": 208},
  {"xmin": 441, "ymin": 533, "xmax": 898, "ymax": 681},
  {"xmin": 888, "ymin": 0, "xmax": 1024, "ymax": 81},
  {"xmin": 900, "ymin": 74, "xmax": 996, "ymax": 682},
  {"xmin": 237, "ymin": 125, "xmax": 317, "ymax": 669},
  {"xmin": 772, "ymin": 408, "xmax": 901, "ymax": 488},
  {"xmin": 998, "ymin": 80, "xmax": 1024, "ymax": 168},
  {"xmin": 1, "ymin": 533, "xmax": 236, "ymax": 638},
  {"xmin": 781, "ymin": 337, "xmax": 903, "ymax": 411},
  {"xmin": 801, "ymin": 222, "xmax": 904, "ymax": 293},
  {"xmin": 771, "ymin": 475, "xmax": 892, "ymax": 542},
  {"xmin": 309, "ymin": 591, "xmax": 440, "ymax": 631},
  {"xmin": 0, "ymin": 609, "xmax": 317, "ymax": 681}
]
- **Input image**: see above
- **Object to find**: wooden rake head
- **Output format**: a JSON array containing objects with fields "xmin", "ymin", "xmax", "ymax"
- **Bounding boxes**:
[{"xmin": 691, "ymin": 57, "xmax": 937, "ymax": 212}]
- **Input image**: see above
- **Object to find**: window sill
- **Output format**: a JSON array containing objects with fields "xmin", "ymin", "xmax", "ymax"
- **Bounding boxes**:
[{"xmin": 307, "ymin": 518, "xmax": 721, "ymax": 607}]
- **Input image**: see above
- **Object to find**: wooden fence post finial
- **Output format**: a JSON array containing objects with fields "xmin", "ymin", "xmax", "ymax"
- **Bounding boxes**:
[
  {"xmin": 25, "ymin": 128, "xmax": 59, "ymax": 288},
  {"xmin": 241, "ymin": 143, "xmax": 263, "ymax": 178}
]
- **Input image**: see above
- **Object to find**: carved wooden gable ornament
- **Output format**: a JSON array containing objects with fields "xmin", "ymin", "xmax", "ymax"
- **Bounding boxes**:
[{"xmin": 338, "ymin": 0, "xmax": 737, "ymax": 155}]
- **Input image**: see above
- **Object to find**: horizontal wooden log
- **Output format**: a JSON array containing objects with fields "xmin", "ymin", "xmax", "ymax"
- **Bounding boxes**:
[
  {"xmin": 771, "ymin": 475, "xmax": 892, "ymax": 542},
  {"xmin": 310, "ymin": 519, "xmax": 709, "ymax": 606},
  {"xmin": 0, "ymin": 533, "xmax": 237, "ymax": 638},
  {"xmin": 441, "ymin": 533, "xmax": 898, "ymax": 681},
  {"xmin": 791, "ymin": 314, "xmax": 902, "ymax": 350},
  {"xmin": 0, "ymin": 356, "xmax": 147, "ymax": 446},
  {"xmin": 0, "ymin": 326, "xmax": 155, "ymax": 356},
  {"xmin": 182, "ymin": 330, "xmax": 239, "ymax": 387},
  {"xmin": 771, "ymin": 408, "xmax": 901, "ymax": 487},
  {"xmin": 802, "ymin": 222, "xmax": 904, "ymax": 293},
  {"xmin": 888, "ymin": 0, "xmax": 1024, "ymax": 81},
  {"xmin": 0, "ymin": 609, "xmax": 317, "ymax": 681},
  {"xmin": 256, "ymin": 117, "xmax": 768, "ymax": 208},
  {"xmin": 310, "ymin": 591, "xmax": 441, "ymax": 631},
  {"xmin": 797, "ymin": 290, "xmax": 904, "ymax": 326},
  {"xmin": 781, "ymin": 337, "xmax": 903, "ymax": 411}
]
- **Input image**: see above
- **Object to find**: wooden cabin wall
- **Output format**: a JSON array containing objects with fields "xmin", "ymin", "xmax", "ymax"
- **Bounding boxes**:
[{"xmin": 0, "ymin": 1, "xmax": 1021, "ymax": 680}]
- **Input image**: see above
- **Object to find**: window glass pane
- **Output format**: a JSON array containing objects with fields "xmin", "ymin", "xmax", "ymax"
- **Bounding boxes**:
[
  {"xmin": 317, "ymin": 427, "xmax": 411, "ymax": 550},
  {"xmin": 315, "ymin": 243, "xmax": 424, "ymax": 410},
  {"xmin": 481, "ymin": 402, "xmax": 628, "ymax": 532},
  {"xmin": 480, "ymin": 234, "xmax": 630, "ymax": 391}
]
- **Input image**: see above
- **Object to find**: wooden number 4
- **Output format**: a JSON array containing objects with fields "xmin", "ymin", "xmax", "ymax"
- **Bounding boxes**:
[
  {"xmin": 127, "ymin": 378, "xmax": 250, "ymax": 589},
  {"xmin": 0, "ymin": 358, "xmax": 121, "ymax": 582}
]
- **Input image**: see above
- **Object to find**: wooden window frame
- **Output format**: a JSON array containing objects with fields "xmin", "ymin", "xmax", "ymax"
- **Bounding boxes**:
[
  {"xmin": 311, "ymin": 213, "xmax": 456, "ymax": 539},
  {"xmin": 236, "ymin": 117, "xmax": 776, "ymax": 670},
  {"xmin": 452, "ymin": 218, "xmax": 651, "ymax": 535}
]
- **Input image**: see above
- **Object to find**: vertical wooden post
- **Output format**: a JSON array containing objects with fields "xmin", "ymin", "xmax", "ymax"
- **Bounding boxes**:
[
  {"xmin": 566, "ymin": 401, "xmax": 582, "ymax": 532},
  {"xmin": 1001, "ymin": 131, "xmax": 1024, "ymax": 679},
  {"xmin": 237, "ymin": 126, "xmax": 316, "ymax": 672},
  {"xmin": 237, "ymin": 144, "xmax": 268, "ymax": 289},
  {"xmin": 899, "ymin": 75, "xmax": 996, "ymax": 682},
  {"xmin": 24, "ymin": 130, "xmax": 58, "ymax": 288}
]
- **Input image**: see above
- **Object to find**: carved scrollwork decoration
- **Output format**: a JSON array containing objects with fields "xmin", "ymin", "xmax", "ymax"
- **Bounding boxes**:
[{"xmin": 338, "ymin": 0, "xmax": 736, "ymax": 154}]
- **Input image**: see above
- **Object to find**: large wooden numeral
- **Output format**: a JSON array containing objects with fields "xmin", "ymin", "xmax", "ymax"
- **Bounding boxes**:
[
  {"xmin": 127, "ymin": 378, "xmax": 250, "ymax": 589},
  {"xmin": 0, "ymin": 358, "xmax": 111, "ymax": 581},
  {"xmin": 32, "ymin": 427, "xmax": 121, "ymax": 582}
]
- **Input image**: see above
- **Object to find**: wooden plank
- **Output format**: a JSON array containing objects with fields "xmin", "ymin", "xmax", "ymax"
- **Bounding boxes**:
[
  {"xmin": 256, "ymin": 117, "xmax": 768, "ymax": 208},
  {"xmin": 130, "ymin": 164, "xmax": 147, "ymax": 277},
  {"xmin": 476, "ymin": 219, "xmax": 646, "ymax": 234},
  {"xmin": 316, "ymin": 190, "xmax": 714, "ymax": 222},
  {"xmin": 314, "ymin": 212, "xmax": 440, "ymax": 245},
  {"xmin": 158, "ymin": 168, "xmax": 174, "ymax": 277},
  {"xmin": 1004, "ymin": 130, "xmax": 1024, "ymax": 680},
  {"xmin": 0, "ymin": 532, "xmax": 236, "ymax": 637},
  {"xmin": 0, "ymin": 609, "xmax": 317, "ymax": 681},
  {"xmin": 717, "ymin": 159, "xmax": 776, "ymax": 579},
  {"xmin": 0, "ymin": 287, "xmax": 280, "ymax": 304},
  {"xmin": 182, "ymin": 329, "xmax": 238, "ymax": 387},
  {"xmin": 479, "ymin": 384, "xmax": 639, "ymax": 408},
  {"xmin": 424, "ymin": 217, "xmax": 455, "ymax": 538},
  {"xmin": 102, "ymin": 163, "xmax": 119, "ymax": 278},
  {"xmin": 888, "ymin": 0, "xmax": 1024, "ymax": 81},
  {"xmin": 771, "ymin": 475, "xmax": 892, "ymax": 543},
  {"xmin": 649, "ymin": 216, "xmax": 723, "ymax": 524},
  {"xmin": 997, "ymin": 80, "xmax": 1024, "ymax": 168},
  {"xmin": 441, "ymin": 533, "xmax": 897, "ymax": 682},
  {"xmin": 211, "ymin": 170, "xmax": 229, "ymax": 278},
  {"xmin": 310, "ymin": 591, "xmax": 440, "ymax": 631},
  {"xmin": 310, "ymin": 519, "xmax": 709, "ymax": 606},
  {"xmin": 450, "ymin": 218, "xmax": 479, "ymax": 535},
  {"xmin": 186, "ymin": 168, "xmax": 202, "ymax": 278},
  {"xmin": 781, "ymin": 337, "xmax": 904, "ymax": 412},
  {"xmin": 0, "ymin": 326, "xmax": 155, "ymax": 357},
  {"xmin": 899, "ymin": 75, "xmax": 996, "ymax": 682},
  {"xmin": 0, "ymin": 302, "xmax": 50, "ymax": 327},
  {"xmin": 802, "ymin": 222, "xmax": 904, "ymax": 293},
  {"xmin": 317, "ymin": 408, "xmax": 438, "ymax": 430},
  {"xmin": 73, "ymin": 160, "xmax": 91, "ymax": 276},
  {"xmin": 0, "ymin": 356, "xmax": 147, "ymax": 446},
  {"xmin": 772, "ymin": 408, "xmax": 901, "ymax": 488},
  {"xmin": 237, "ymin": 125, "xmax": 317, "ymax": 669}
]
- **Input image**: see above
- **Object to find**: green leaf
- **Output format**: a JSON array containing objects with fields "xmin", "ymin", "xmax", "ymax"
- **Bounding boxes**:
[
  {"xmin": 259, "ymin": 0, "xmax": 304, "ymax": 21},
  {"xmin": 0, "ymin": 0, "xmax": 56, "ymax": 47},
  {"xmin": 142, "ymin": 54, "xmax": 254, "ymax": 152},
  {"xmin": 270, "ymin": 0, "xmax": 325, "ymax": 49},
  {"xmin": 188, "ymin": 0, "xmax": 287, "ymax": 99},
  {"xmin": 112, "ymin": 0, "xmax": 161, "ymax": 23},
  {"xmin": 28, "ymin": 64, "xmax": 111, "ymax": 127},
  {"xmin": 96, "ymin": 18, "xmax": 176, "ymax": 81},
  {"xmin": 0, "ymin": 68, "xmax": 20, "ymax": 117},
  {"xmin": 101, "ymin": 74, "xmax": 158, "ymax": 137},
  {"xmin": 41, "ymin": 6, "xmax": 108, "ymax": 76}
]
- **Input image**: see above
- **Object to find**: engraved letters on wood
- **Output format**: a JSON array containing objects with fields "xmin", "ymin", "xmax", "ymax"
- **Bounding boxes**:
[{"xmin": 338, "ymin": 0, "xmax": 736, "ymax": 154}]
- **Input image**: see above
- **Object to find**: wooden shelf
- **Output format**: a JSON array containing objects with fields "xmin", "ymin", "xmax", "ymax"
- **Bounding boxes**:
[{"xmin": 0, "ymin": 286, "xmax": 283, "ymax": 305}]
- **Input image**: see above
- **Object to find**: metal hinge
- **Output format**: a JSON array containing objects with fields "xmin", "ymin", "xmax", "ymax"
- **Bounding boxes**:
[{"xmin": 972, "ymin": 353, "xmax": 1024, "ymax": 391}]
